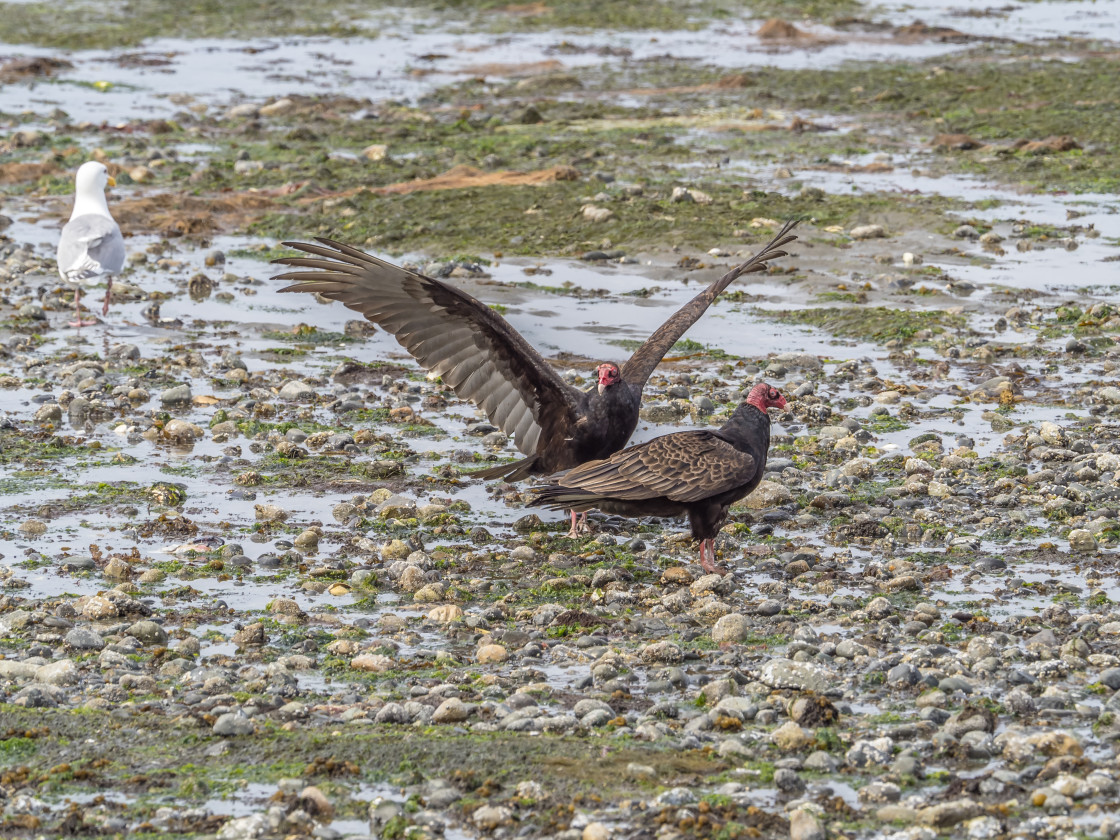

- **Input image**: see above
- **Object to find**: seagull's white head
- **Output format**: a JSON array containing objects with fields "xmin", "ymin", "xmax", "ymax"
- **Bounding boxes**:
[
  {"xmin": 72, "ymin": 161, "xmax": 116, "ymax": 219},
  {"xmin": 76, "ymin": 160, "xmax": 115, "ymax": 193}
]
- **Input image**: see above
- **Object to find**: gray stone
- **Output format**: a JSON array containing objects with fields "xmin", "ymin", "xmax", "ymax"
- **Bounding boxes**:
[
  {"xmin": 432, "ymin": 697, "xmax": 473, "ymax": 723},
  {"xmin": 1099, "ymin": 386, "xmax": 1120, "ymax": 405},
  {"xmin": 12, "ymin": 685, "xmax": 57, "ymax": 707},
  {"xmin": 472, "ymin": 805, "xmax": 512, "ymax": 830},
  {"xmin": 1099, "ymin": 668, "xmax": 1120, "ymax": 691},
  {"xmin": 789, "ymin": 809, "xmax": 825, "ymax": 840},
  {"xmin": 217, "ymin": 813, "xmax": 268, "ymax": 840},
  {"xmin": 279, "ymin": 380, "xmax": 316, "ymax": 401},
  {"xmin": 67, "ymin": 397, "xmax": 90, "ymax": 426},
  {"xmin": 754, "ymin": 599, "xmax": 782, "ymax": 617},
  {"xmin": 865, "ymin": 597, "xmax": 894, "ymax": 620},
  {"xmin": 581, "ymin": 709, "xmax": 613, "ymax": 727},
  {"xmin": 917, "ymin": 799, "xmax": 983, "ymax": 828},
  {"xmin": 34, "ymin": 403, "xmax": 62, "ymax": 424},
  {"xmin": 65, "ymin": 627, "xmax": 105, "ymax": 650},
  {"xmin": 760, "ymin": 658, "xmax": 834, "ymax": 692},
  {"xmin": 160, "ymin": 384, "xmax": 192, "ymax": 406},
  {"xmin": 804, "ymin": 750, "xmax": 839, "ymax": 772},
  {"xmin": 888, "ymin": 663, "xmax": 921, "ymax": 686},
  {"xmin": 654, "ymin": 787, "xmax": 696, "ymax": 806},
  {"xmin": 126, "ymin": 620, "xmax": 169, "ymax": 645},
  {"xmin": 213, "ymin": 712, "xmax": 254, "ymax": 736},
  {"xmin": 774, "ymin": 767, "xmax": 806, "ymax": 795},
  {"xmin": 0, "ymin": 609, "xmax": 32, "ymax": 635},
  {"xmin": 847, "ymin": 737, "xmax": 893, "ymax": 769},
  {"xmin": 374, "ymin": 702, "xmax": 410, "ymax": 724},
  {"xmin": 0, "ymin": 660, "xmax": 39, "ymax": 679},
  {"xmin": 573, "ymin": 699, "xmax": 614, "ymax": 717},
  {"xmin": 939, "ymin": 676, "xmax": 975, "ymax": 694},
  {"xmin": 1069, "ymin": 529, "xmax": 1098, "ymax": 552},
  {"xmin": 36, "ymin": 659, "xmax": 78, "ymax": 685},
  {"xmin": 711, "ymin": 613, "xmax": 750, "ymax": 644}
]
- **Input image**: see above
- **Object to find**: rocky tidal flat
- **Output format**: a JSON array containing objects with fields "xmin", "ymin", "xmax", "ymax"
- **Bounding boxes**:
[{"xmin": 2, "ymin": 1, "xmax": 1120, "ymax": 839}]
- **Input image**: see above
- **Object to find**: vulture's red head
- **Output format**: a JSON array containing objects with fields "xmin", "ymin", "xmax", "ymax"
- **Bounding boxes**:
[
  {"xmin": 597, "ymin": 363, "xmax": 621, "ymax": 395},
  {"xmin": 746, "ymin": 382, "xmax": 787, "ymax": 412}
]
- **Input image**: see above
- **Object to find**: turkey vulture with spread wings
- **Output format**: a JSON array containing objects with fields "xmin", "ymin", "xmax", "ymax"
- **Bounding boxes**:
[
  {"xmin": 272, "ymin": 220, "xmax": 796, "ymax": 529},
  {"xmin": 529, "ymin": 382, "xmax": 786, "ymax": 575}
]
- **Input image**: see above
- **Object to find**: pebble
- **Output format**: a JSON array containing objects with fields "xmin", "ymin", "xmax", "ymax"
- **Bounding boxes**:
[
  {"xmin": 213, "ymin": 712, "xmax": 255, "ymax": 736},
  {"xmin": 760, "ymin": 658, "xmax": 833, "ymax": 692},
  {"xmin": 790, "ymin": 809, "xmax": 826, "ymax": 840},
  {"xmin": 126, "ymin": 620, "xmax": 169, "ymax": 645},
  {"xmin": 473, "ymin": 805, "xmax": 512, "ymax": 830},
  {"xmin": 18, "ymin": 519, "xmax": 47, "ymax": 536},
  {"xmin": 278, "ymin": 380, "xmax": 316, "ymax": 401},
  {"xmin": 476, "ymin": 644, "xmax": 509, "ymax": 664},
  {"xmin": 771, "ymin": 721, "xmax": 814, "ymax": 751},
  {"xmin": 1068, "ymin": 529, "xmax": 1097, "ymax": 552},
  {"xmin": 259, "ymin": 97, "xmax": 294, "ymax": 116},
  {"xmin": 64, "ymin": 627, "xmax": 105, "ymax": 650},
  {"xmin": 582, "ymin": 205, "xmax": 615, "ymax": 222},
  {"xmin": 160, "ymin": 384, "xmax": 192, "ymax": 405},
  {"xmin": 711, "ymin": 613, "xmax": 750, "ymax": 643},
  {"xmin": 850, "ymin": 224, "xmax": 887, "ymax": 240},
  {"xmin": 432, "ymin": 698, "xmax": 472, "ymax": 723}
]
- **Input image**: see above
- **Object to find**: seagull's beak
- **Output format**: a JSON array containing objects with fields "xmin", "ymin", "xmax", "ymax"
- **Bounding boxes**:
[
  {"xmin": 597, "ymin": 383, "xmax": 606, "ymax": 395},
  {"xmin": 107, "ymin": 176, "xmax": 117, "ymax": 188}
]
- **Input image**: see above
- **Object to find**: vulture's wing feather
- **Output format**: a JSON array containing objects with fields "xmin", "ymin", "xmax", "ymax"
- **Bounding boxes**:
[
  {"xmin": 273, "ymin": 238, "xmax": 579, "ymax": 456},
  {"xmin": 621, "ymin": 219, "xmax": 799, "ymax": 390},
  {"xmin": 556, "ymin": 431, "xmax": 758, "ymax": 503}
]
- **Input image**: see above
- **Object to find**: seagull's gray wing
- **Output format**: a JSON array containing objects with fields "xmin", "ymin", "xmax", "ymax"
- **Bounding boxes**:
[{"xmin": 57, "ymin": 214, "xmax": 125, "ymax": 284}]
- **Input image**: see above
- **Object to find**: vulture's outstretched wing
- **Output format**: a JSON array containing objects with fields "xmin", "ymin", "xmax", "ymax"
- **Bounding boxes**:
[
  {"xmin": 620, "ymin": 218, "xmax": 799, "ymax": 390},
  {"xmin": 273, "ymin": 238, "xmax": 580, "ymax": 457}
]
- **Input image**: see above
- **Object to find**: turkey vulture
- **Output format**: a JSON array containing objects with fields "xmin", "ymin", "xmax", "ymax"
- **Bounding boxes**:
[
  {"xmin": 529, "ymin": 382, "xmax": 786, "ymax": 575},
  {"xmin": 57, "ymin": 161, "xmax": 125, "ymax": 327},
  {"xmin": 272, "ymin": 220, "xmax": 797, "ymax": 533}
]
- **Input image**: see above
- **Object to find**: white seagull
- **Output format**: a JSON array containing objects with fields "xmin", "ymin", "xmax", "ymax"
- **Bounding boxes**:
[{"xmin": 57, "ymin": 161, "xmax": 125, "ymax": 327}]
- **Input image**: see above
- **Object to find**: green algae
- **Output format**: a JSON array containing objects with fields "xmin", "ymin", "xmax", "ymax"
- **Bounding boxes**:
[
  {"xmin": 0, "ymin": 0, "xmax": 871, "ymax": 49},
  {"xmin": 0, "ymin": 0, "xmax": 377, "ymax": 48},
  {"xmin": 251, "ymin": 180, "xmax": 958, "ymax": 257},
  {"xmin": 579, "ymin": 51, "xmax": 1120, "ymax": 193},
  {"xmin": 770, "ymin": 306, "xmax": 969, "ymax": 344},
  {"xmin": 0, "ymin": 704, "xmax": 731, "ymax": 806}
]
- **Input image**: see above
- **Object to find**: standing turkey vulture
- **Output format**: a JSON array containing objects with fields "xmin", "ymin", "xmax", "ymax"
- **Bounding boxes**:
[
  {"xmin": 272, "ymin": 220, "xmax": 797, "ymax": 534},
  {"xmin": 529, "ymin": 382, "xmax": 787, "ymax": 575}
]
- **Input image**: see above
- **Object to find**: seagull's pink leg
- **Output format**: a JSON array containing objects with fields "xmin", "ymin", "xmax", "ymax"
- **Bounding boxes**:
[
  {"xmin": 68, "ymin": 287, "xmax": 97, "ymax": 329},
  {"xmin": 102, "ymin": 277, "xmax": 113, "ymax": 316}
]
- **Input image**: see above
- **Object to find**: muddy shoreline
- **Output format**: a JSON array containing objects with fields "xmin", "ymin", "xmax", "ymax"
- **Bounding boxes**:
[{"xmin": 3, "ymin": 2, "xmax": 1120, "ymax": 839}]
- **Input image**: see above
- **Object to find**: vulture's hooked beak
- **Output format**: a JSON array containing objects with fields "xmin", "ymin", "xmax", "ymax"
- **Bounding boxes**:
[{"xmin": 597, "ymin": 383, "xmax": 606, "ymax": 395}]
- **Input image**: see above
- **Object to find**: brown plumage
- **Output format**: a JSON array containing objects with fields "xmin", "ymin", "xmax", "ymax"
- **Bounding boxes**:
[
  {"xmin": 530, "ymin": 383, "xmax": 787, "ymax": 574},
  {"xmin": 271, "ymin": 220, "xmax": 797, "ymax": 504}
]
